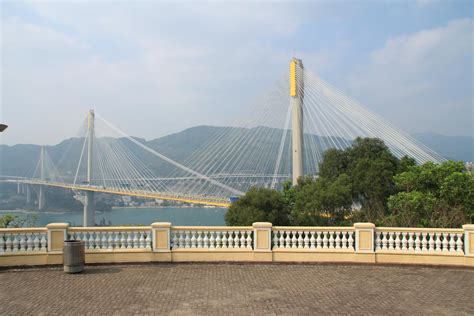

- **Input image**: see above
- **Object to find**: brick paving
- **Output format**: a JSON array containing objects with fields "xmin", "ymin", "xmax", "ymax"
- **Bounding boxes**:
[{"xmin": 0, "ymin": 263, "xmax": 473, "ymax": 315}]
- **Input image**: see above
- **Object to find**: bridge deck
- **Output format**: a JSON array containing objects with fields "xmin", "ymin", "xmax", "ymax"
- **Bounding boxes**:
[{"xmin": 10, "ymin": 180, "xmax": 231, "ymax": 208}]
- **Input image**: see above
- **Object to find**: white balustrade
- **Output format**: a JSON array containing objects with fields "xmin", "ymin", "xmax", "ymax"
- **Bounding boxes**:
[
  {"xmin": 0, "ymin": 231, "xmax": 47, "ymax": 253},
  {"xmin": 68, "ymin": 229, "xmax": 152, "ymax": 250},
  {"xmin": 272, "ymin": 229, "xmax": 355, "ymax": 250},
  {"xmin": 375, "ymin": 229, "xmax": 464, "ymax": 254},
  {"xmin": 171, "ymin": 229, "xmax": 253, "ymax": 249}
]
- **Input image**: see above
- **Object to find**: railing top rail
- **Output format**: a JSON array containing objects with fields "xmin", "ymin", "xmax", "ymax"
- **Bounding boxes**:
[
  {"xmin": 172, "ymin": 226, "xmax": 252, "ymax": 231},
  {"xmin": 273, "ymin": 226, "xmax": 355, "ymax": 231},
  {"xmin": 376, "ymin": 227, "xmax": 463, "ymax": 233},
  {"xmin": 69, "ymin": 226, "xmax": 151, "ymax": 232},
  {"xmin": 0, "ymin": 228, "xmax": 47, "ymax": 233}
]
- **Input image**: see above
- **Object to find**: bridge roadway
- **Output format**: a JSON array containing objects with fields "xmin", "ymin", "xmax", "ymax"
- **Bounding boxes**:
[{"xmin": 7, "ymin": 179, "xmax": 231, "ymax": 208}]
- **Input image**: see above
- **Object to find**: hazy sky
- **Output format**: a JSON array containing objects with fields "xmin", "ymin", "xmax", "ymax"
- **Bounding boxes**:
[{"xmin": 1, "ymin": 1, "xmax": 473, "ymax": 145}]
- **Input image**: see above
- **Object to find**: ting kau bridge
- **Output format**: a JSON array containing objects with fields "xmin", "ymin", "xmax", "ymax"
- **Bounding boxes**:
[{"xmin": 2, "ymin": 58, "xmax": 445, "ymax": 226}]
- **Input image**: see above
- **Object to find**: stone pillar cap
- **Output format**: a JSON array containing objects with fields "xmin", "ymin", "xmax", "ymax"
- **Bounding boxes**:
[
  {"xmin": 151, "ymin": 222, "xmax": 172, "ymax": 228},
  {"xmin": 252, "ymin": 222, "xmax": 272, "ymax": 228},
  {"xmin": 353, "ymin": 223, "xmax": 375, "ymax": 229},
  {"xmin": 462, "ymin": 224, "xmax": 474, "ymax": 230},
  {"xmin": 46, "ymin": 223, "xmax": 70, "ymax": 229}
]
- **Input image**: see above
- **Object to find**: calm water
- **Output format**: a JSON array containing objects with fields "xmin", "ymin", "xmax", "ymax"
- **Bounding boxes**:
[{"xmin": 0, "ymin": 207, "xmax": 227, "ymax": 227}]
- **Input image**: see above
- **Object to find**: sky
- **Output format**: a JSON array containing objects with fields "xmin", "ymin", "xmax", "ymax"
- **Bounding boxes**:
[{"xmin": 1, "ymin": 0, "xmax": 473, "ymax": 145}]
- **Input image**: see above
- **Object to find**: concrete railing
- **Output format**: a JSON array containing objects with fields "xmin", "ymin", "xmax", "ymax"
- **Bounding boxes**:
[{"xmin": 1, "ymin": 222, "xmax": 473, "ymax": 267}]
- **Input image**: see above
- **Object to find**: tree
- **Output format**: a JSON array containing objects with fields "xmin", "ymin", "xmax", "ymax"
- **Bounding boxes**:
[
  {"xmin": 225, "ymin": 187, "xmax": 289, "ymax": 226},
  {"xmin": 0, "ymin": 213, "xmax": 38, "ymax": 228},
  {"xmin": 290, "ymin": 175, "xmax": 352, "ymax": 226},
  {"xmin": 318, "ymin": 137, "xmax": 403, "ymax": 223},
  {"xmin": 385, "ymin": 161, "xmax": 473, "ymax": 227}
]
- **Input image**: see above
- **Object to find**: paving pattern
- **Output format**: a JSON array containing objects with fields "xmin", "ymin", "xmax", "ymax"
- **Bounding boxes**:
[{"xmin": 1, "ymin": 263, "xmax": 473, "ymax": 315}]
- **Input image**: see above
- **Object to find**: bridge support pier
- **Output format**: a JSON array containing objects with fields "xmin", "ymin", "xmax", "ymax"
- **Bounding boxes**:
[
  {"xmin": 17, "ymin": 183, "xmax": 21, "ymax": 195},
  {"xmin": 26, "ymin": 185, "xmax": 32, "ymax": 204},
  {"xmin": 38, "ymin": 186, "xmax": 45, "ymax": 210},
  {"xmin": 84, "ymin": 191, "xmax": 95, "ymax": 227}
]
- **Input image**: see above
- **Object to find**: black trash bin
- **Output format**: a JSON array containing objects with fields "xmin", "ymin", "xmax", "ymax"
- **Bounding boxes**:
[{"xmin": 63, "ymin": 240, "xmax": 85, "ymax": 273}]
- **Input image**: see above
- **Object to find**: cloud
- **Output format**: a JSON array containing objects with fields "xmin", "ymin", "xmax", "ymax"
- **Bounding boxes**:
[{"xmin": 346, "ymin": 18, "xmax": 473, "ymax": 137}]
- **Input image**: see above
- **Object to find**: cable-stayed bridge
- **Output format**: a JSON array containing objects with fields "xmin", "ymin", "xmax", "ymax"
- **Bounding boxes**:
[{"xmin": 1, "ymin": 58, "xmax": 446, "ymax": 226}]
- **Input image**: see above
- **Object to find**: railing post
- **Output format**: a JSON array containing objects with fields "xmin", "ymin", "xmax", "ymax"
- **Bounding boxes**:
[
  {"xmin": 46, "ymin": 223, "xmax": 69, "ymax": 253},
  {"xmin": 354, "ymin": 223, "xmax": 375, "ymax": 253},
  {"xmin": 151, "ymin": 222, "xmax": 171, "ymax": 252},
  {"xmin": 252, "ymin": 222, "xmax": 272, "ymax": 262},
  {"xmin": 463, "ymin": 224, "xmax": 474, "ymax": 257}
]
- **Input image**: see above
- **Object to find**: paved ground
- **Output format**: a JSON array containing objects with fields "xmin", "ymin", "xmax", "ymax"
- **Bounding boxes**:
[{"xmin": 0, "ymin": 263, "xmax": 473, "ymax": 315}]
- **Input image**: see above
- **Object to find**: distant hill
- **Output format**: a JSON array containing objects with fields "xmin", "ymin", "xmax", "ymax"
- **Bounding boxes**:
[
  {"xmin": 0, "ymin": 127, "xmax": 471, "ymax": 178},
  {"xmin": 412, "ymin": 132, "xmax": 473, "ymax": 162}
]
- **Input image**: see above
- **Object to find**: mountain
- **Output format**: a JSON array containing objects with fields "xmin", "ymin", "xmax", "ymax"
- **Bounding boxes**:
[{"xmin": 0, "ymin": 127, "xmax": 472, "ymax": 178}]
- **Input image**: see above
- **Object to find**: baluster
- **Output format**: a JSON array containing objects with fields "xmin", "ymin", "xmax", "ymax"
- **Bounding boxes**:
[
  {"xmin": 448, "ymin": 233, "xmax": 456, "ymax": 252},
  {"xmin": 381, "ymin": 232, "xmax": 387, "ymax": 250},
  {"xmin": 316, "ymin": 231, "xmax": 322, "ymax": 249},
  {"xmin": 276, "ymin": 231, "xmax": 283, "ymax": 248},
  {"xmin": 322, "ymin": 231, "xmax": 328, "ymax": 249},
  {"xmin": 12, "ymin": 234, "xmax": 19, "ymax": 252},
  {"xmin": 132, "ymin": 231, "xmax": 139, "ymax": 249},
  {"xmin": 328, "ymin": 231, "xmax": 335, "ymax": 249},
  {"xmin": 204, "ymin": 231, "xmax": 210, "ymax": 248},
  {"xmin": 408, "ymin": 233, "xmax": 414, "ymax": 251},
  {"xmin": 228, "ymin": 231, "xmax": 234, "ymax": 249},
  {"xmin": 26, "ymin": 233, "xmax": 33, "ymax": 251},
  {"xmin": 119, "ymin": 232, "xmax": 126, "ymax": 249},
  {"xmin": 196, "ymin": 231, "xmax": 203, "ymax": 248},
  {"xmin": 112, "ymin": 232, "xmax": 119, "ymax": 250},
  {"xmin": 40, "ymin": 233, "xmax": 47, "ymax": 251},
  {"xmin": 435, "ymin": 233, "xmax": 441, "ymax": 252},
  {"xmin": 428, "ymin": 233, "xmax": 434, "ymax": 252},
  {"xmin": 291, "ymin": 231, "xmax": 297, "ymax": 248},
  {"xmin": 108, "ymin": 232, "xmax": 114, "ymax": 250},
  {"xmin": 94, "ymin": 232, "xmax": 101, "ymax": 249},
  {"xmin": 222, "ymin": 231, "xmax": 228, "ymax": 248},
  {"xmin": 179, "ymin": 231, "xmax": 185, "ymax": 249},
  {"xmin": 335, "ymin": 232, "xmax": 341, "ymax": 249},
  {"xmin": 139, "ymin": 232, "xmax": 145, "ymax": 249},
  {"xmin": 215, "ymin": 231, "xmax": 222, "ymax": 248},
  {"xmin": 401, "ymin": 232, "xmax": 407, "ymax": 251},
  {"xmin": 420, "ymin": 233, "xmax": 427, "ymax": 251},
  {"xmin": 341, "ymin": 232, "xmax": 347, "ymax": 250},
  {"xmin": 209, "ymin": 231, "xmax": 215, "ymax": 249},
  {"xmin": 273, "ymin": 231, "xmax": 279, "ymax": 248},
  {"xmin": 172, "ymin": 231, "xmax": 178, "ymax": 249},
  {"xmin": 285, "ymin": 231, "xmax": 291, "ymax": 248},
  {"xmin": 394, "ymin": 232, "xmax": 401, "ymax": 250},
  {"xmin": 310, "ymin": 231, "xmax": 316, "ymax": 249},
  {"xmin": 19, "ymin": 234, "xmax": 26, "ymax": 251},
  {"xmin": 184, "ymin": 231, "xmax": 191, "ymax": 248},
  {"xmin": 348, "ymin": 232, "xmax": 354, "ymax": 250},
  {"xmin": 101, "ymin": 232, "xmax": 108, "ymax": 250},
  {"xmin": 125, "ymin": 231, "xmax": 133, "ymax": 249},
  {"xmin": 5, "ymin": 234, "xmax": 13, "ymax": 252},
  {"xmin": 246, "ymin": 231, "xmax": 252, "ymax": 249},
  {"xmin": 240, "ymin": 231, "xmax": 246, "ymax": 249},
  {"xmin": 442, "ymin": 233, "xmax": 449, "ymax": 252},
  {"xmin": 414, "ymin": 233, "xmax": 421, "ymax": 252},
  {"xmin": 233, "ymin": 231, "xmax": 239, "ymax": 248},
  {"xmin": 375, "ymin": 232, "xmax": 382, "ymax": 250},
  {"xmin": 192, "ymin": 231, "xmax": 197, "ymax": 248},
  {"xmin": 145, "ymin": 232, "xmax": 151, "ymax": 249},
  {"xmin": 387, "ymin": 232, "xmax": 394, "ymax": 250},
  {"xmin": 0, "ymin": 233, "xmax": 5, "ymax": 254},
  {"xmin": 456, "ymin": 233, "xmax": 463, "ymax": 253},
  {"xmin": 297, "ymin": 231, "xmax": 304, "ymax": 249}
]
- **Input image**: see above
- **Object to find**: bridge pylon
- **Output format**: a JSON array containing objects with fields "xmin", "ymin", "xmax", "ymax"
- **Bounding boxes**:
[
  {"xmin": 290, "ymin": 58, "xmax": 304, "ymax": 185},
  {"xmin": 38, "ymin": 146, "xmax": 45, "ymax": 210},
  {"xmin": 84, "ymin": 109, "xmax": 96, "ymax": 227}
]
